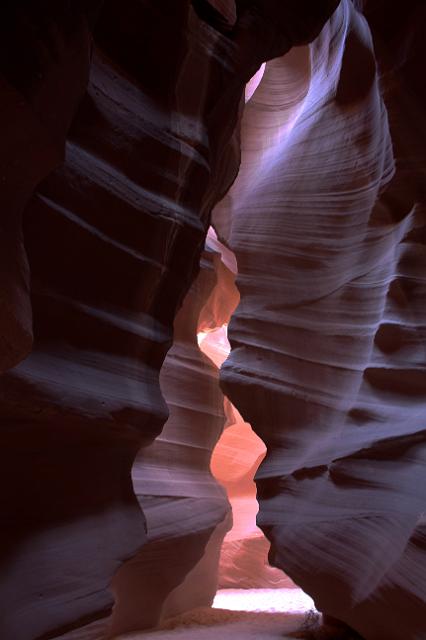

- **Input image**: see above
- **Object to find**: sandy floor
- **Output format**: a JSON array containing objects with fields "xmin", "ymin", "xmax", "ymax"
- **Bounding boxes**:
[{"xmin": 115, "ymin": 588, "xmax": 319, "ymax": 640}]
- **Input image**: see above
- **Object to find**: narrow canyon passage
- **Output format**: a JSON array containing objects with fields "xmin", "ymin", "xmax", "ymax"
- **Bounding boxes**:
[
  {"xmin": 112, "ymin": 229, "xmax": 317, "ymax": 640},
  {"xmin": 199, "ymin": 312, "xmax": 294, "ymax": 591},
  {"xmin": 1, "ymin": 3, "xmax": 424, "ymax": 640}
]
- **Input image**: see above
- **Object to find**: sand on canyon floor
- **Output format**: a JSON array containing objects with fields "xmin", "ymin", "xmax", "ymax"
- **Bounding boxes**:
[{"xmin": 114, "ymin": 588, "xmax": 319, "ymax": 640}]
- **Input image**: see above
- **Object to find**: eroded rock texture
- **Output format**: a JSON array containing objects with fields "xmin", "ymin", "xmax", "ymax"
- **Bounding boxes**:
[
  {"xmin": 202, "ymin": 320, "xmax": 293, "ymax": 590},
  {"xmin": 5, "ymin": 0, "xmax": 422, "ymax": 638},
  {"xmin": 200, "ymin": 231, "xmax": 293, "ymax": 590},
  {"xmin": 212, "ymin": 399, "xmax": 294, "ymax": 590},
  {"xmin": 1, "ymin": 2, "xmax": 344, "ymax": 639},
  {"xmin": 109, "ymin": 243, "xmax": 233, "ymax": 635},
  {"xmin": 0, "ymin": 2, "xmax": 96, "ymax": 372},
  {"xmin": 215, "ymin": 1, "xmax": 426, "ymax": 639},
  {"xmin": 0, "ymin": 4, "xmax": 239, "ymax": 639}
]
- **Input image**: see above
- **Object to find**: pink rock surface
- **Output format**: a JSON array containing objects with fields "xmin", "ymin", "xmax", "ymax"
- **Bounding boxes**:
[
  {"xmin": 200, "ymin": 258, "xmax": 293, "ymax": 590},
  {"xmin": 0, "ymin": 3, "xmax": 265, "ymax": 636},
  {"xmin": 211, "ymin": 391, "xmax": 293, "ymax": 589},
  {"xmin": 110, "ymin": 247, "xmax": 233, "ymax": 635},
  {"xmin": 215, "ymin": 2, "xmax": 426, "ymax": 638},
  {"xmin": 4, "ymin": 2, "xmax": 419, "ymax": 638},
  {"xmin": 3, "ymin": 2, "xmax": 320, "ymax": 631}
]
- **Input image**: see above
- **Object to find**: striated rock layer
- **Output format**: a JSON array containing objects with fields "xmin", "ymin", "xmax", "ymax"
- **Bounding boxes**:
[
  {"xmin": 212, "ymin": 403, "xmax": 295, "ymax": 590},
  {"xmin": 0, "ymin": 4, "xmax": 238, "ymax": 639},
  {"xmin": 0, "ymin": 2, "xmax": 97, "ymax": 372},
  {"xmin": 110, "ymin": 243, "xmax": 233, "ymax": 636},
  {"xmin": 216, "ymin": 1, "xmax": 426, "ymax": 639},
  {"xmin": 203, "ymin": 322, "xmax": 293, "ymax": 590},
  {"xmin": 0, "ymin": 2, "xmax": 343, "ymax": 639},
  {"xmin": 200, "ymin": 230, "xmax": 293, "ymax": 590}
]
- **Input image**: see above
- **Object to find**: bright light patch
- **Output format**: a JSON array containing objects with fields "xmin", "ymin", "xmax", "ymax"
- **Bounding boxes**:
[
  {"xmin": 197, "ymin": 325, "xmax": 230, "ymax": 368},
  {"xmin": 245, "ymin": 63, "xmax": 266, "ymax": 102},
  {"xmin": 197, "ymin": 331, "xmax": 208, "ymax": 346},
  {"xmin": 213, "ymin": 588, "xmax": 317, "ymax": 615}
]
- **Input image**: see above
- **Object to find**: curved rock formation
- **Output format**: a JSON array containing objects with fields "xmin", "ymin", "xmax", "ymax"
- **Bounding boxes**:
[
  {"xmin": 3, "ymin": 1, "xmax": 399, "ymax": 638},
  {"xmin": 215, "ymin": 2, "xmax": 426, "ymax": 639},
  {"xmin": 2, "ymin": 3, "xmax": 340, "ymax": 638},
  {"xmin": 0, "ymin": 3, "xmax": 249, "ymax": 637},
  {"xmin": 109, "ymin": 244, "xmax": 233, "ymax": 635},
  {"xmin": 213, "ymin": 399, "xmax": 294, "ymax": 590},
  {"xmin": 0, "ymin": 2, "xmax": 96, "ymax": 372},
  {"xmin": 200, "ymin": 231, "xmax": 293, "ymax": 590},
  {"xmin": 201, "ymin": 317, "xmax": 292, "ymax": 589}
]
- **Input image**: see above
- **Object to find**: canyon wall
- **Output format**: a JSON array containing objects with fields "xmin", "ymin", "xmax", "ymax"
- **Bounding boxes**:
[
  {"xmin": 0, "ymin": 2, "xmax": 341, "ymax": 639},
  {"xmin": 0, "ymin": 2, "xmax": 97, "ymax": 372},
  {"xmin": 215, "ymin": 1, "xmax": 426, "ymax": 639},
  {"xmin": 109, "ymin": 243, "xmax": 234, "ymax": 636},
  {"xmin": 0, "ymin": 4, "xmax": 240, "ymax": 639},
  {"xmin": 2, "ymin": 1, "xmax": 422, "ymax": 639}
]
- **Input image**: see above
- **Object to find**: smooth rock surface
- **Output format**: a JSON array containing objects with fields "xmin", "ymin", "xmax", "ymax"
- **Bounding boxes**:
[
  {"xmin": 0, "ymin": 3, "xmax": 248, "ymax": 637},
  {"xmin": 215, "ymin": 1, "xmax": 426, "ymax": 638},
  {"xmin": 0, "ymin": 2, "xmax": 94, "ymax": 372},
  {"xmin": 109, "ymin": 245, "xmax": 233, "ymax": 635},
  {"xmin": 3, "ymin": 1, "xmax": 337, "ymax": 636},
  {"xmin": 4, "ymin": 2, "xmax": 415, "ymax": 639}
]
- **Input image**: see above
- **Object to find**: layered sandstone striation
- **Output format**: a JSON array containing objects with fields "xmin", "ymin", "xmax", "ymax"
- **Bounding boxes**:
[
  {"xmin": 200, "ymin": 230, "xmax": 294, "ymax": 591},
  {"xmin": 5, "ymin": 1, "xmax": 422, "ymax": 639},
  {"xmin": 110, "ymin": 242, "xmax": 234, "ymax": 635},
  {"xmin": 215, "ymin": 1, "xmax": 426, "ymax": 639},
  {"xmin": 0, "ymin": 2, "xmax": 97, "ymax": 372},
  {"xmin": 202, "ymin": 320, "xmax": 293, "ymax": 590},
  {"xmin": 212, "ymin": 401, "xmax": 294, "ymax": 590},
  {"xmin": 0, "ymin": 2, "xmax": 343, "ymax": 639},
  {"xmin": 0, "ymin": 4, "xmax": 240, "ymax": 638}
]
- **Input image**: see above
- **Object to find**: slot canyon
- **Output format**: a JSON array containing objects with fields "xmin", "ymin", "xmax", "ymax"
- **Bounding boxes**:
[{"xmin": 0, "ymin": 2, "xmax": 425, "ymax": 640}]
